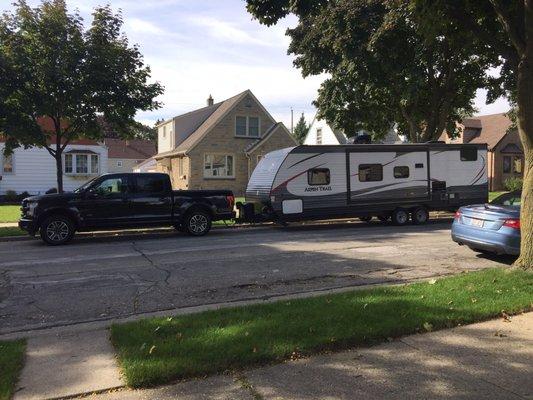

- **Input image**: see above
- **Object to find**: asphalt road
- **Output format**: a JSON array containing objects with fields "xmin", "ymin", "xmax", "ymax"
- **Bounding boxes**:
[{"xmin": 0, "ymin": 220, "xmax": 513, "ymax": 334}]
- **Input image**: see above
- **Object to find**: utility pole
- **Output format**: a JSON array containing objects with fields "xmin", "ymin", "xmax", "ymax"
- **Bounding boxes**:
[{"xmin": 290, "ymin": 107, "xmax": 294, "ymax": 134}]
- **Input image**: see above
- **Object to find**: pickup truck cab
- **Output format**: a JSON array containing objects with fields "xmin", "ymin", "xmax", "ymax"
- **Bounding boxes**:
[{"xmin": 19, "ymin": 173, "xmax": 235, "ymax": 245}]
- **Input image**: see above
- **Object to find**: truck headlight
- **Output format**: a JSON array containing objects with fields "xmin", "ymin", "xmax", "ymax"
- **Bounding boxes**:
[{"xmin": 27, "ymin": 202, "xmax": 37, "ymax": 216}]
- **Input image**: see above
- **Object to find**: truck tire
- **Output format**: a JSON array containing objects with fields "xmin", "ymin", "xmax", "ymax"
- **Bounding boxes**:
[
  {"xmin": 184, "ymin": 210, "xmax": 212, "ymax": 236},
  {"xmin": 40, "ymin": 215, "xmax": 75, "ymax": 245},
  {"xmin": 411, "ymin": 207, "xmax": 429, "ymax": 225},
  {"xmin": 391, "ymin": 208, "xmax": 409, "ymax": 226}
]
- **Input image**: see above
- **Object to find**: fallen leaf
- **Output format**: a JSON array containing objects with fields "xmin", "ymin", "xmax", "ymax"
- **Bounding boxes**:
[
  {"xmin": 471, "ymin": 298, "xmax": 477, "ymax": 303},
  {"xmin": 423, "ymin": 322, "xmax": 433, "ymax": 332},
  {"xmin": 494, "ymin": 331, "xmax": 507, "ymax": 338},
  {"xmin": 363, "ymin": 303, "xmax": 368, "ymax": 309},
  {"xmin": 154, "ymin": 326, "xmax": 161, "ymax": 333},
  {"xmin": 501, "ymin": 312, "xmax": 511, "ymax": 322},
  {"xmin": 447, "ymin": 300, "xmax": 454, "ymax": 305},
  {"xmin": 428, "ymin": 279, "xmax": 437, "ymax": 285},
  {"xmin": 166, "ymin": 317, "xmax": 173, "ymax": 322},
  {"xmin": 149, "ymin": 345, "xmax": 156, "ymax": 355},
  {"xmin": 253, "ymin": 347, "xmax": 258, "ymax": 353}
]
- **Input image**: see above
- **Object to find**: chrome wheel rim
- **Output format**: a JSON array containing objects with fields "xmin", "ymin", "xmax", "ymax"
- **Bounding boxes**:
[
  {"xmin": 46, "ymin": 221, "xmax": 69, "ymax": 242},
  {"xmin": 189, "ymin": 214, "xmax": 208, "ymax": 234},
  {"xmin": 416, "ymin": 210, "xmax": 427, "ymax": 222},
  {"xmin": 397, "ymin": 212, "xmax": 408, "ymax": 224}
]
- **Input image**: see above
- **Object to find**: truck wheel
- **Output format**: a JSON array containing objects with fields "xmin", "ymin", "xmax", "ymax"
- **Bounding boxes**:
[
  {"xmin": 40, "ymin": 215, "xmax": 75, "ymax": 245},
  {"xmin": 359, "ymin": 216, "xmax": 372, "ymax": 223},
  {"xmin": 411, "ymin": 207, "xmax": 429, "ymax": 225},
  {"xmin": 391, "ymin": 208, "xmax": 409, "ymax": 226},
  {"xmin": 184, "ymin": 210, "xmax": 212, "ymax": 236}
]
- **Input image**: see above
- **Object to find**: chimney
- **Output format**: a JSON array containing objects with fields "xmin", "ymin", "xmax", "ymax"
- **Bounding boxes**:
[{"xmin": 207, "ymin": 94, "xmax": 214, "ymax": 106}]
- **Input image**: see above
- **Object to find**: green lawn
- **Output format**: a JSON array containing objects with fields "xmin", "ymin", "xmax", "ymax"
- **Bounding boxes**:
[
  {"xmin": 0, "ymin": 340, "xmax": 25, "ymax": 400},
  {"xmin": 0, "ymin": 227, "xmax": 25, "ymax": 238},
  {"xmin": 489, "ymin": 191, "xmax": 507, "ymax": 202},
  {"xmin": 111, "ymin": 268, "xmax": 533, "ymax": 388},
  {"xmin": 0, "ymin": 205, "xmax": 20, "ymax": 223}
]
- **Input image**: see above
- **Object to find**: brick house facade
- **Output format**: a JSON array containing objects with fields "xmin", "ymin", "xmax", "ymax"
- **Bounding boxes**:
[
  {"xmin": 154, "ymin": 90, "xmax": 297, "ymax": 195},
  {"xmin": 440, "ymin": 113, "xmax": 524, "ymax": 191}
]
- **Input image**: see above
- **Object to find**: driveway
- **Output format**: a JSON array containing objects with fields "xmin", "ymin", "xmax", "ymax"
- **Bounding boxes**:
[{"xmin": 0, "ymin": 220, "xmax": 512, "ymax": 334}]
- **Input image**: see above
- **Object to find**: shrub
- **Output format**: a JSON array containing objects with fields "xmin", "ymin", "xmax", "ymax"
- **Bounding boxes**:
[
  {"xmin": 4, "ymin": 190, "xmax": 18, "ymax": 202},
  {"xmin": 18, "ymin": 191, "xmax": 30, "ymax": 200},
  {"xmin": 504, "ymin": 177, "xmax": 523, "ymax": 192}
]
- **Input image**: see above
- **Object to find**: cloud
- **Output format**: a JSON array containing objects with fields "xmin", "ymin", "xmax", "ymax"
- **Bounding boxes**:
[{"xmin": 125, "ymin": 18, "xmax": 168, "ymax": 36}]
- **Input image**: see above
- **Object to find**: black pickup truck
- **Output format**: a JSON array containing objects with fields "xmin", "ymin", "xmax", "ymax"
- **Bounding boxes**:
[{"xmin": 19, "ymin": 173, "xmax": 235, "ymax": 245}]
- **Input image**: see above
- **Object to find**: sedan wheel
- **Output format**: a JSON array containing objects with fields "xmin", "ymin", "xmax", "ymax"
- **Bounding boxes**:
[
  {"xmin": 40, "ymin": 215, "xmax": 75, "ymax": 245},
  {"xmin": 185, "ymin": 211, "xmax": 212, "ymax": 236}
]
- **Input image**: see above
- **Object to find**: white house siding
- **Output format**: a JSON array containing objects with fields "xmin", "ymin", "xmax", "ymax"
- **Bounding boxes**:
[
  {"xmin": 0, "ymin": 143, "xmax": 108, "ymax": 195},
  {"xmin": 157, "ymin": 120, "xmax": 174, "ymax": 153},
  {"xmin": 304, "ymin": 117, "xmax": 346, "ymax": 145}
]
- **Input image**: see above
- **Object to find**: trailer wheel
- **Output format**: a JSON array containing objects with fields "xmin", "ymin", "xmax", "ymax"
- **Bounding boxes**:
[
  {"xmin": 391, "ymin": 208, "xmax": 409, "ymax": 226},
  {"xmin": 359, "ymin": 216, "xmax": 372, "ymax": 223},
  {"xmin": 411, "ymin": 207, "xmax": 429, "ymax": 225}
]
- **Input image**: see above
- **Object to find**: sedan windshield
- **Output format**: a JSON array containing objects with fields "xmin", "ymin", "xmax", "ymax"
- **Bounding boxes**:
[{"xmin": 490, "ymin": 191, "xmax": 522, "ymax": 207}]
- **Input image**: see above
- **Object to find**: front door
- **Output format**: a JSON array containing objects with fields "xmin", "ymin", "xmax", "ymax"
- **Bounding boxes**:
[
  {"xmin": 129, "ymin": 174, "xmax": 172, "ymax": 225},
  {"xmin": 76, "ymin": 175, "xmax": 133, "ymax": 227}
]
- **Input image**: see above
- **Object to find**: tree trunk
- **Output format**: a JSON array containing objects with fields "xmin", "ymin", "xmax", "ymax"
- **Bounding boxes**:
[
  {"xmin": 514, "ymin": 36, "xmax": 533, "ymax": 270},
  {"xmin": 55, "ymin": 149, "xmax": 64, "ymax": 193}
]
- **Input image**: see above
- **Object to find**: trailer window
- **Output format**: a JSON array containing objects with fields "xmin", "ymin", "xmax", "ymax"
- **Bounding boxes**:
[
  {"xmin": 308, "ymin": 168, "xmax": 330, "ymax": 185},
  {"xmin": 394, "ymin": 166, "xmax": 410, "ymax": 179},
  {"xmin": 460, "ymin": 147, "xmax": 477, "ymax": 161},
  {"xmin": 359, "ymin": 164, "xmax": 383, "ymax": 182}
]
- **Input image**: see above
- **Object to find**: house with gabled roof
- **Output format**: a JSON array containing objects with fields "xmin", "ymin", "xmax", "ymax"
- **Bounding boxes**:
[
  {"xmin": 104, "ymin": 138, "xmax": 156, "ymax": 173},
  {"xmin": 154, "ymin": 90, "xmax": 297, "ymax": 195},
  {"xmin": 440, "ymin": 112, "xmax": 523, "ymax": 191}
]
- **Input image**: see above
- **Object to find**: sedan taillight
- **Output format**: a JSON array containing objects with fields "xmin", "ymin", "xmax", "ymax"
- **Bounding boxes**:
[
  {"xmin": 454, "ymin": 210, "xmax": 462, "ymax": 220},
  {"xmin": 503, "ymin": 218, "xmax": 520, "ymax": 230}
]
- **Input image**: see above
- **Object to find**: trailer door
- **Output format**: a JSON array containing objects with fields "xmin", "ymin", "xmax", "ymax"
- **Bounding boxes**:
[{"xmin": 348, "ymin": 150, "xmax": 430, "ymax": 204}]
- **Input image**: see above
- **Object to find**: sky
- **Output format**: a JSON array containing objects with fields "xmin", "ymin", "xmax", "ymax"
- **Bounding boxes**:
[{"xmin": 4, "ymin": 0, "xmax": 510, "ymax": 129}]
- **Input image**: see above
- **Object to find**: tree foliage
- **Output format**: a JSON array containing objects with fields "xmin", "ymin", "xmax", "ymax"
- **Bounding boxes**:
[
  {"xmin": 0, "ymin": 0, "xmax": 163, "ymax": 191},
  {"xmin": 292, "ymin": 113, "xmax": 309, "ymax": 144},
  {"xmin": 246, "ymin": 0, "xmax": 495, "ymax": 143}
]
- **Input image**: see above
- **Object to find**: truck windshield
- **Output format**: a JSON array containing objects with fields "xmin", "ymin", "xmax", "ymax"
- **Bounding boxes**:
[{"xmin": 73, "ymin": 177, "xmax": 99, "ymax": 193}]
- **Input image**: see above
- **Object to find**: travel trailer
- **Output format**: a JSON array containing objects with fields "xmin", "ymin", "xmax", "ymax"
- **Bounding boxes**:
[{"xmin": 239, "ymin": 143, "xmax": 488, "ymax": 225}]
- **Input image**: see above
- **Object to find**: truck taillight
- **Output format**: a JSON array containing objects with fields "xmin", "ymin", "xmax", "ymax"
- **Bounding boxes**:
[
  {"xmin": 503, "ymin": 218, "xmax": 520, "ymax": 230},
  {"xmin": 226, "ymin": 195, "xmax": 235, "ymax": 209}
]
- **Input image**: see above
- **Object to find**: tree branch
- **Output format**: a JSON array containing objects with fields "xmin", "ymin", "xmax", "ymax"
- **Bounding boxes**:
[{"xmin": 489, "ymin": 0, "xmax": 526, "ymax": 55}]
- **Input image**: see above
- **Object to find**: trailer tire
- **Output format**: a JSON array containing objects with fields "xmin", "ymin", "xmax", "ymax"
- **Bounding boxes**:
[
  {"xmin": 359, "ymin": 216, "xmax": 372, "ymax": 223},
  {"xmin": 391, "ymin": 208, "xmax": 409, "ymax": 226},
  {"xmin": 411, "ymin": 207, "xmax": 429, "ymax": 225},
  {"xmin": 184, "ymin": 210, "xmax": 212, "ymax": 236}
]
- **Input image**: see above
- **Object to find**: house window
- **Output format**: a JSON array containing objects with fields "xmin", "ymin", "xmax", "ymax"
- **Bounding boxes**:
[
  {"xmin": 64, "ymin": 152, "xmax": 99, "ymax": 175},
  {"xmin": 460, "ymin": 147, "xmax": 477, "ymax": 161},
  {"xmin": 394, "ymin": 166, "xmax": 409, "ymax": 179},
  {"xmin": 162, "ymin": 126, "xmax": 167, "ymax": 139},
  {"xmin": 235, "ymin": 116, "xmax": 260, "ymax": 137},
  {"xmin": 116, "ymin": 160, "xmax": 123, "ymax": 168},
  {"xmin": 316, "ymin": 128, "xmax": 323, "ymax": 144},
  {"xmin": 359, "ymin": 164, "xmax": 383, "ymax": 182},
  {"xmin": 204, "ymin": 154, "xmax": 234, "ymax": 178},
  {"xmin": 2, "ymin": 153, "xmax": 14, "ymax": 173},
  {"xmin": 91, "ymin": 155, "xmax": 99, "ymax": 174},
  {"xmin": 178, "ymin": 157, "xmax": 184, "ymax": 176},
  {"xmin": 308, "ymin": 168, "xmax": 330, "ymax": 185},
  {"xmin": 513, "ymin": 157, "xmax": 523, "ymax": 174},
  {"xmin": 503, "ymin": 156, "xmax": 511, "ymax": 173}
]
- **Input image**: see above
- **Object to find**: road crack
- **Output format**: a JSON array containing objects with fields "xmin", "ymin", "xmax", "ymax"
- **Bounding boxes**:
[{"xmin": 131, "ymin": 242, "xmax": 171, "ymax": 284}]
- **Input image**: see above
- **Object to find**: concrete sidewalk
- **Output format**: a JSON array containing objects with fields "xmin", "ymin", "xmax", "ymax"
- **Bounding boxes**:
[{"xmin": 22, "ymin": 312, "xmax": 529, "ymax": 400}]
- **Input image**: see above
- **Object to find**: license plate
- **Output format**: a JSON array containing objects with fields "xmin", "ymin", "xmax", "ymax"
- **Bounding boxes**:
[{"xmin": 470, "ymin": 218, "xmax": 484, "ymax": 228}]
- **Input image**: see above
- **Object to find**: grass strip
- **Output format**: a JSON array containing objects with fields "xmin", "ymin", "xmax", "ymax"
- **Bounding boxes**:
[
  {"xmin": 0, "ymin": 227, "xmax": 25, "ymax": 238},
  {"xmin": 0, "ymin": 205, "xmax": 20, "ymax": 223},
  {"xmin": 111, "ymin": 268, "xmax": 533, "ymax": 388},
  {"xmin": 489, "ymin": 191, "xmax": 508, "ymax": 202},
  {"xmin": 0, "ymin": 340, "xmax": 26, "ymax": 400}
]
